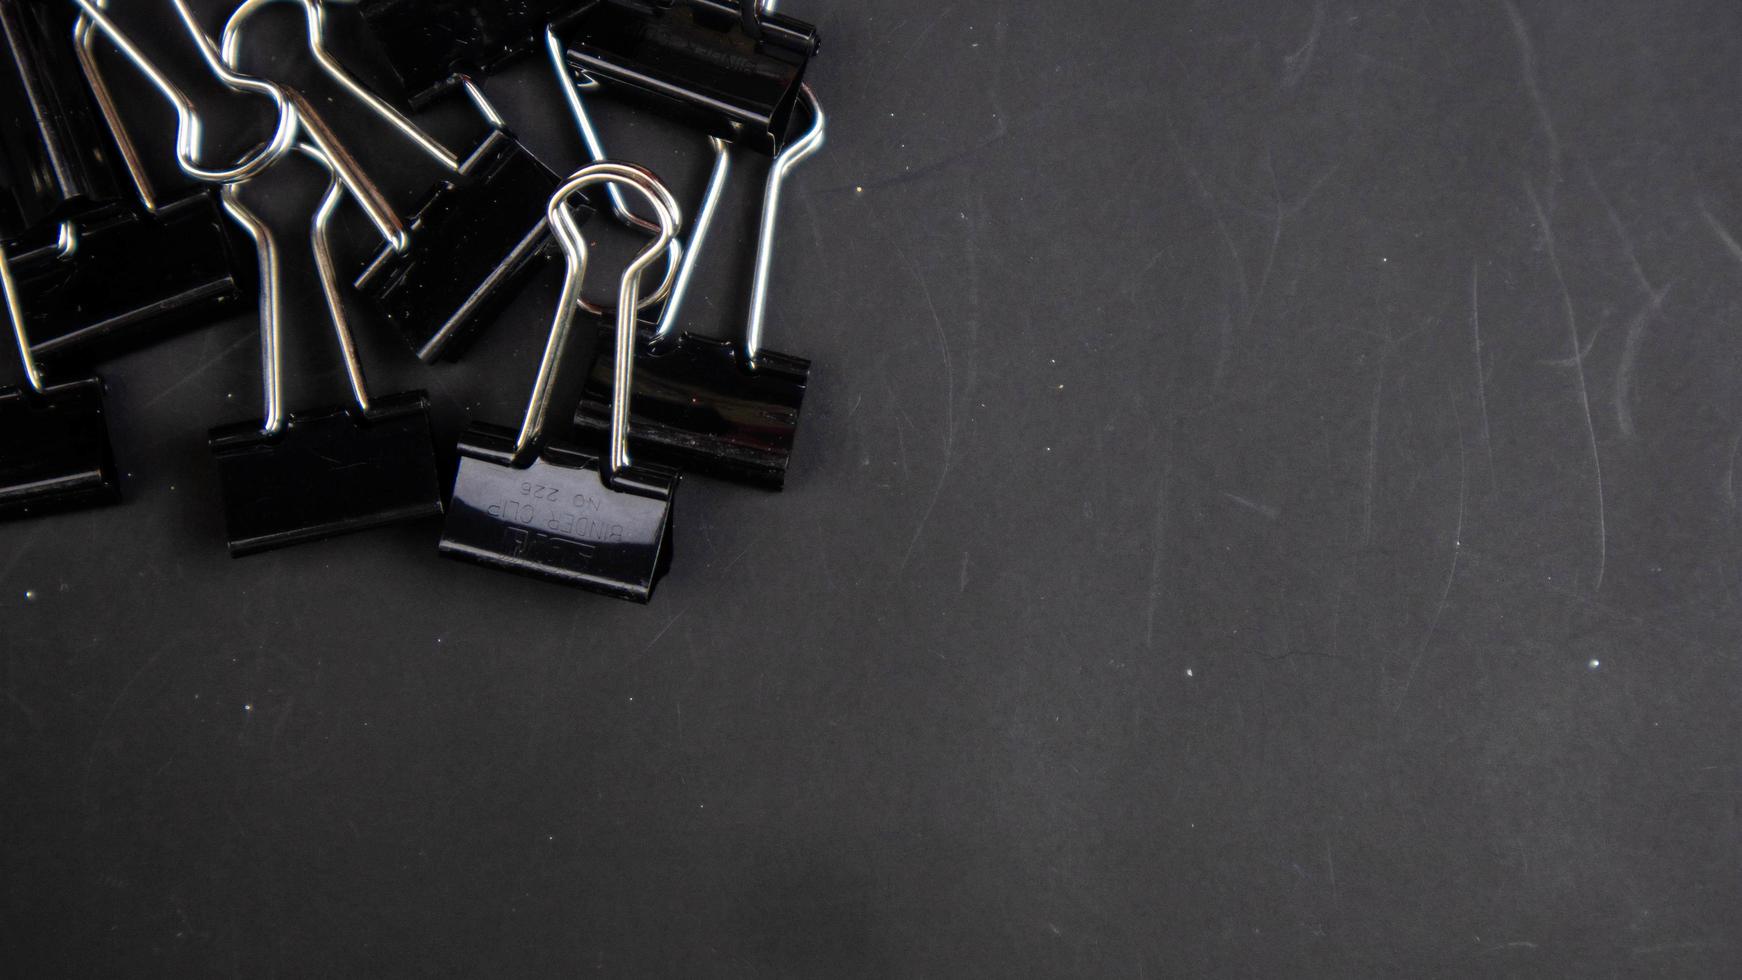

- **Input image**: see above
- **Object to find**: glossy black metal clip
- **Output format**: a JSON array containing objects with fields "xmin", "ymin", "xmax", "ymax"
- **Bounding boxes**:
[
  {"xmin": 210, "ymin": 391, "xmax": 442, "ymax": 556},
  {"xmin": 13, "ymin": 193, "xmax": 249, "ymax": 363},
  {"xmin": 564, "ymin": 77, "xmax": 824, "ymax": 489},
  {"xmin": 0, "ymin": 246, "xmax": 117, "ymax": 520},
  {"xmin": 441, "ymin": 163, "xmax": 681, "ymax": 602},
  {"xmin": 575, "ymin": 331, "xmax": 805, "ymax": 489},
  {"xmin": 0, "ymin": 0, "xmax": 124, "ymax": 239},
  {"xmin": 0, "ymin": 5, "xmax": 266, "ymax": 364},
  {"xmin": 216, "ymin": 0, "xmax": 566, "ymax": 363},
  {"xmin": 207, "ymin": 164, "xmax": 442, "ymax": 556},
  {"xmin": 562, "ymin": 0, "xmax": 819, "ymax": 155},
  {"xmin": 444, "ymin": 422, "xmax": 676, "ymax": 600},
  {"xmin": 357, "ymin": 0, "xmax": 598, "ymax": 108},
  {"xmin": 353, "ymin": 128, "xmax": 562, "ymax": 362}
]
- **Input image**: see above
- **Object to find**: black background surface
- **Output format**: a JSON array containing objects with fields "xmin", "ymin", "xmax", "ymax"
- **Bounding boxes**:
[{"xmin": 5, "ymin": 1, "xmax": 1742, "ymax": 975}]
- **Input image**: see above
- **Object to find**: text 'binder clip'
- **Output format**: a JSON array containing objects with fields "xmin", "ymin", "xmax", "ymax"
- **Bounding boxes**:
[
  {"xmin": 0, "ymin": 245, "xmax": 117, "ymax": 519},
  {"xmin": 214, "ymin": 0, "xmax": 564, "ymax": 363},
  {"xmin": 441, "ymin": 163, "xmax": 680, "ymax": 603},
  {"xmin": 207, "ymin": 156, "xmax": 442, "ymax": 557},
  {"xmin": 1, "ymin": 2, "xmax": 254, "ymax": 362},
  {"xmin": 356, "ymin": 0, "xmax": 594, "ymax": 108}
]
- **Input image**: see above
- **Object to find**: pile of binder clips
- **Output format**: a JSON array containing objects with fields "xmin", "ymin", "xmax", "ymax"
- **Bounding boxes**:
[{"xmin": 0, "ymin": 0, "xmax": 826, "ymax": 603}]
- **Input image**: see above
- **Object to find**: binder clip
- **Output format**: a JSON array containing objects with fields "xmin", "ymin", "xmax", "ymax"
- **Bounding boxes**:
[
  {"xmin": 355, "ymin": 0, "xmax": 597, "ymax": 108},
  {"xmin": 441, "ymin": 163, "xmax": 682, "ymax": 603},
  {"xmin": 0, "ymin": 0, "xmax": 126, "ymax": 239},
  {"xmin": 560, "ymin": 0, "xmax": 819, "ymax": 155},
  {"xmin": 550, "ymin": 18, "xmax": 826, "ymax": 488},
  {"xmin": 206, "ymin": 153, "xmax": 442, "ymax": 556},
  {"xmin": 217, "ymin": 0, "xmax": 567, "ymax": 363},
  {"xmin": 0, "ymin": 243, "xmax": 117, "ymax": 519},
  {"xmin": 0, "ymin": 0, "xmax": 307, "ymax": 363},
  {"xmin": 10, "ymin": 193, "xmax": 250, "ymax": 362}
]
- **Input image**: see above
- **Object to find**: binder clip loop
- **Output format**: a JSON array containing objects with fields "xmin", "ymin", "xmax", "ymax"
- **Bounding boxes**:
[
  {"xmin": 69, "ymin": 0, "xmax": 299, "ymax": 192},
  {"xmin": 0, "ymin": 241, "xmax": 117, "ymax": 519},
  {"xmin": 440, "ymin": 163, "xmax": 683, "ymax": 603},
  {"xmin": 520, "ymin": 163, "xmax": 677, "ymax": 471},
  {"xmin": 203, "ymin": 148, "xmax": 442, "ymax": 556},
  {"xmin": 220, "ymin": 0, "xmax": 501, "ymax": 179}
]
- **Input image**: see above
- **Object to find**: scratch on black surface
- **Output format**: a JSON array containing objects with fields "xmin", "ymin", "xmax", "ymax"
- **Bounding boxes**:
[
  {"xmin": 1631, "ymin": 942, "xmax": 1722, "ymax": 957},
  {"xmin": 1584, "ymin": 162, "xmax": 1655, "ymax": 295},
  {"xmin": 1614, "ymin": 282, "xmax": 1671, "ymax": 440},
  {"xmin": 1503, "ymin": 0, "xmax": 1562, "ymax": 207},
  {"xmin": 1482, "ymin": 941, "xmax": 1540, "ymax": 954},
  {"xmin": 1166, "ymin": 122, "xmax": 1249, "ymax": 332},
  {"xmin": 1463, "ymin": 547, "xmax": 1723, "ymax": 653},
  {"xmin": 896, "ymin": 248, "xmax": 954, "ymax": 572},
  {"xmin": 893, "ymin": 409, "xmax": 911, "ymax": 480},
  {"xmin": 829, "ymin": 131, "xmax": 1011, "ymax": 194},
  {"xmin": 639, "ymin": 610, "xmax": 685, "ymax": 657},
  {"xmin": 1470, "ymin": 264, "xmax": 1497, "ymax": 490},
  {"xmin": 1727, "ymin": 427, "xmax": 1742, "ymax": 511},
  {"xmin": 79, "ymin": 645, "xmax": 172, "ymax": 808},
  {"xmin": 1528, "ymin": 183, "xmax": 1607, "ymax": 596},
  {"xmin": 1700, "ymin": 204, "xmax": 1742, "ymax": 269},
  {"xmin": 1282, "ymin": 1, "xmax": 1325, "ymax": 89},
  {"xmin": 1222, "ymin": 492, "xmax": 1279, "ymax": 521},
  {"xmin": 0, "ymin": 523, "xmax": 44, "ymax": 583},
  {"xmin": 1144, "ymin": 456, "xmax": 1173, "ymax": 651},
  {"xmin": 1225, "ymin": 150, "xmax": 1287, "ymax": 387},
  {"xmin": 139, "ymin": 330, "xmax": 256, "ymax": 410},
  {"xmin": 1362, "ymin": 336, "xmax": 1392, "ymax": 546},
  {"xmin": 807, "ymin": 514, "xmax": 840, "ymax": 594},
  {"xmin": 1394, "ymin": 390, "xmax": 1467, "ymax": 714}
]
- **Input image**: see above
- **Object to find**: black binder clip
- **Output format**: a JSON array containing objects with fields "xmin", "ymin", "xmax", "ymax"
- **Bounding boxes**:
[
  {"xmin": 0, "ymin": 244, "xmax": 117, "ymax": 519},
  {"xmin": 9, "ymin": 194, "xmax": 249, "ymax": 363},
  {"xmin": 550, "ymin": 22, "xmax": 825, "ymax": 488},
  {"xmin": 356, "ymin": 0, "xmax": 598, "ymax": 108},
  {"xmin": 206, "ymin": 156, "xmax": 442, "ymax": 557},
  {"xmin": 441, "ymin": 163, "xmax": 682, "ymax": 603},
  {"xmin": 559, "ymin": 0, "xmax": 819, "ymax": 155},
  {"xmin": 0, "ymin": 1, "xmax": 299, "ymax": 363},
  {"xmin": 217, "ymin": 0, "xmax": 567, "ymax": 363},
  {"xmin": 0, "ymin": 0, "xmax": 127, "ymax": 239}
]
